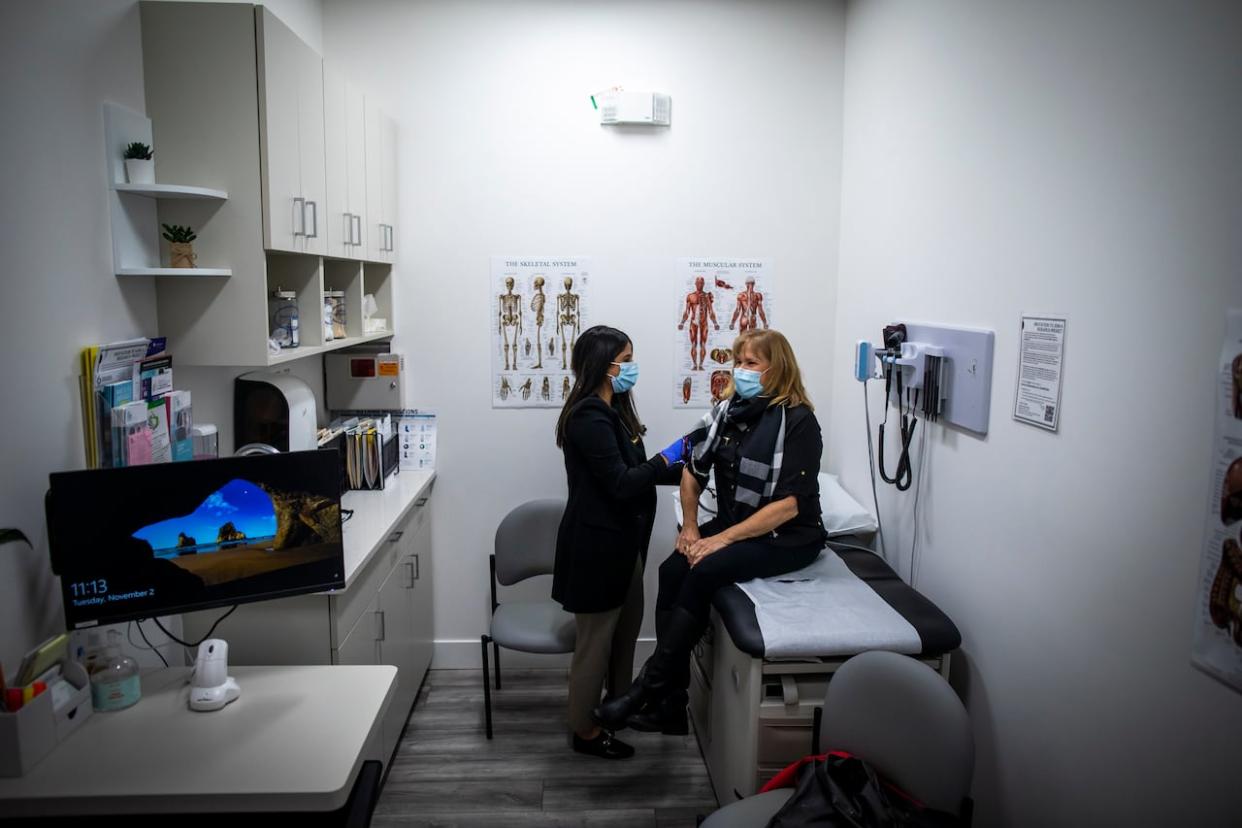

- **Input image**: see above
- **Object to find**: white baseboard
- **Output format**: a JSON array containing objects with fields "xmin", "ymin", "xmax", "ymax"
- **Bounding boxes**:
[{"xmin": 432, "ymin": 637, "xmax": 656, "ymax": 670}]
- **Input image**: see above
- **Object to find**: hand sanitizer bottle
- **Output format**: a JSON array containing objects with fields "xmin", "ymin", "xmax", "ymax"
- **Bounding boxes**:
[{"xmin": 90, "ymin": 631, "xmax": 141, "ymax": 712}]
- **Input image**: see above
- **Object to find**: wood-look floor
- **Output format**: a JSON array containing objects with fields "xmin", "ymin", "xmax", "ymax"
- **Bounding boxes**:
[{"xmin": 375, "ymin": 669, "xmax": 719, "ymax": 827}]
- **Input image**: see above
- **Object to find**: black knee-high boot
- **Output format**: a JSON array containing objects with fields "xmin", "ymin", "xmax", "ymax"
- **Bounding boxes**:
[
  {"xmin": 592, "ymin": 607, "xmax": 702, "ymax": 731},
  {"xmin": 625, "ymin": 609, "xmax": 690, "ymax": 734}
]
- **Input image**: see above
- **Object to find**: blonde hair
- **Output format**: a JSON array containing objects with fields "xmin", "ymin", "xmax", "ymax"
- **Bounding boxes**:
[{"xmin": 726, "ymin": 329, "xmax": 813, "ymax": 410}]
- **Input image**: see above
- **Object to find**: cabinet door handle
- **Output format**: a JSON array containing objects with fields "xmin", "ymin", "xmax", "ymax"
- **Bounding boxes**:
[
  {"xmin": 405, "ymin": 560, "xmax": 416, "ymax": 588},
  {"xmin": 305, "ymin": 200, "xmax": 318, "ymax": 238},
  {"xmin": 352, "ymin": 214, "xmax": 362, "ymax": 246},
  {"xmin": 388, "ymin": 530, "xmax": 404, "ymax": 543},
  {"xmin": 293, "ymin": 197, "xmax": 305, "ymax": 237},
  {"xmin": 413, "ymin": 553, "xmax": 420, "ymax": 581},
  {"xmin": 415, "ymin": 497, "xmax": 428, "ymax": 507},
  {"xmin": 375, "ymin": 610, "xmax": 386, "ymax": 641},
  {"xmin": 388, "ymin": 224, "xmax": 395, "ymax": 252}
]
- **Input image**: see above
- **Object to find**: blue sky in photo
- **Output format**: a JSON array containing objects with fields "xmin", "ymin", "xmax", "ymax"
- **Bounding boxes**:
[{"xmin": 133, "ymin": 478, "xmax": 277, "ymax": 551}]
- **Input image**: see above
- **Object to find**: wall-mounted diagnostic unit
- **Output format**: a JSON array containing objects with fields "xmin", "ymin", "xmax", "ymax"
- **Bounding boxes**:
[{"xmin": 855, "ymin": 322, "xmax": 995, "ymax": 435}]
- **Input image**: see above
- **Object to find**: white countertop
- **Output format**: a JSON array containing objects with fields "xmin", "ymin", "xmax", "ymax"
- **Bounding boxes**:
[
  {"xmin": 0, "ymin": 665, "xmax": 397, "ymax": 815},
  {"xmin": 338, "ymin": 469, "xmax": 436, "ymax": 588}
]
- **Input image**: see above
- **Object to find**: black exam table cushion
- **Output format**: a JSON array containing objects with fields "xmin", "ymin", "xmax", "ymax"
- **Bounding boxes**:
[{"xmin": 710, "ymin": 538, "xmax": 962, "ymax": 659}]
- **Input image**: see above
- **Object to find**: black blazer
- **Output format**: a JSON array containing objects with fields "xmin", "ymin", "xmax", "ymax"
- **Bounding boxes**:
[{"xmin": 552, "ymin": 396, "xmax": 680, "ymax": 613}]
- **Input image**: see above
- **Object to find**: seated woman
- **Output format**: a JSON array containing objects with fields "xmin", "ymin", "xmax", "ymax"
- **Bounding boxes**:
[{"xmin": 594, "ymin": 328, "xmax": 827, "ymax": 734}]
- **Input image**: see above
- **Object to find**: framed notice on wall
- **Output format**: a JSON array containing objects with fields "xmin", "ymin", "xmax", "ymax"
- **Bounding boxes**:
[{"xmin": 1013, "ymin": 314, "xmax": 1067, "ymax": 431}]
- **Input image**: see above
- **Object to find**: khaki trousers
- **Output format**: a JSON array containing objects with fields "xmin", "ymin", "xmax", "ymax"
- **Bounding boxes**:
[{"xmin": 567, "ymin": 558, "xmax": 645, "ymax": 735}]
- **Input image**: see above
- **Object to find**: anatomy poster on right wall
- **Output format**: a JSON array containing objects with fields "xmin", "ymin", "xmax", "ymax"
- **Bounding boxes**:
[
  {"xmin": 673, "ymin": 258, "xmax": 774, "ymax": 408},
  {"xmin": 1192, "ymin": 308, "xmax": 1242, "ymax": 693}
]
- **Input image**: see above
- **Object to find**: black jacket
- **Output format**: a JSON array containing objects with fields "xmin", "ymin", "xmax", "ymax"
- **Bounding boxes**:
[
  {"xmin": 552, "ymin": 396, "xmax": 681, "ymax": 613},
  {"xmin": 703, "ymin": 403, "xmax": 827, "ymax": 548}
]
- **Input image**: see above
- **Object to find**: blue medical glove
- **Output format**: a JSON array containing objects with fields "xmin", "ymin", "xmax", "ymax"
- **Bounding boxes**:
[{"xmin": 660, "ymin": 436, "xmax": 687, "ymax": 466}]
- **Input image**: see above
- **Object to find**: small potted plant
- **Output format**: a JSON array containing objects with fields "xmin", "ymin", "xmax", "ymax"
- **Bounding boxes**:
[
  {"xmin": 162, "ymin": 224, "xmax": 198, "ymax": 268},
  {"xmin": 123, "ymin": 141, "xmax": 154, "ymax": 185}
]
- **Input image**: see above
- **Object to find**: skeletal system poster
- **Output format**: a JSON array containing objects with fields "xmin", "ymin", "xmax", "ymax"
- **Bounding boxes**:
[
  {"xmin": 673, "ymin": 258, "xmax": 774, "ymax": 407},
  {"xmin": 491, "ymin": 257, "xmax": 590, "ymax": 408},
  {"xmin": 1192, "ymin": 309, "xmax": 1242, "ymax": 693}
]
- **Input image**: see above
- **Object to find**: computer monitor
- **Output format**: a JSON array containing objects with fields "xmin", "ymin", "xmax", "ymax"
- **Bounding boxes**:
[{"xmin": 47, "ymin": 450, "xmax": 345, "ymax": 629}]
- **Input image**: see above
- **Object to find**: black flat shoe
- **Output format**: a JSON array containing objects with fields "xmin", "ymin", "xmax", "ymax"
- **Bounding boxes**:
[{"xmin": 572, "ymin": 730, "xmax": 635, "ymax": 760}]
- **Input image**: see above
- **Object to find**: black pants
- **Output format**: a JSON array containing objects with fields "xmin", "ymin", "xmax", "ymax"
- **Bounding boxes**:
[{"xmin": 654, "ymin": 520, "xmax": 822, "ymax": 696}]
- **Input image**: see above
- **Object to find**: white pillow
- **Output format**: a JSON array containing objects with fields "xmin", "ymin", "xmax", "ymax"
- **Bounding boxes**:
[
  {"xmin": 670, "ymin": 471, "xmax": 877, "ymax": 536},
  {"xmin": 818, "ymin": 473, "xmax": 878, "ymax": 536}
]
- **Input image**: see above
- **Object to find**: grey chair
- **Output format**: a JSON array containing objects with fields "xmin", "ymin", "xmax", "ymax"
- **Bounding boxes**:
[
  {"xmin": 481, "ymin": 498, "xmax": 575, "ymax": 739},
  {"xmin": 702, "ymin": 650, "xmax": 974, "ymax": 826}
]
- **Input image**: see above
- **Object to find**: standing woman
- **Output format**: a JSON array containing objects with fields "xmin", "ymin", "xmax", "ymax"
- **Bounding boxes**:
[
  {"xmin": 594, "ymin": 329, "xmax": 827, "ymax": 735},
  {"xmin": 553, "ymin": 325, "xmax": 685, "ymax": 759}
]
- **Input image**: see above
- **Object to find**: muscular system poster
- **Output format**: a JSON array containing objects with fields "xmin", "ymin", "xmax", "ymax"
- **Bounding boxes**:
[
  {"xmin": 491, "ymin": 256, "xmax": 590, "ymax": 409},
  {"xmin": 673, "ymin": 258, "xmax": 774, "ymax": 407},
  {"xmin": 1192, "ymin": 309, "xmax": 1242, "ymax": 693}
]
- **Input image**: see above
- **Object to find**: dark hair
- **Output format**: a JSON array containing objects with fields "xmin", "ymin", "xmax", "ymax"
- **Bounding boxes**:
[{"xmin": 555, "ymin": 325, "xmax": 645, "ymax": 448}]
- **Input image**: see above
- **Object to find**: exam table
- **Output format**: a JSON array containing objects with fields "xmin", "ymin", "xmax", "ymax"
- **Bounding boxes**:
[{"xmin": 688, "ymin": 537, "xmax": 962, "ymax": 804}]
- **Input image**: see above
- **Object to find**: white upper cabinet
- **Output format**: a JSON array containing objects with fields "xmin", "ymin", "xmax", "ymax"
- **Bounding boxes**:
[
  {"xmin": 346, "ymin": 81, "xmax": 369, "ymax": 257},
  {"xmin": 380, "ymin": 113, "xmax": 397, "ymax": 263},
  {"xmin": 364, "ymin": 98, "xmax": 386, "ymax": 263},
  {"xmin": 325, "ymin": 63, "xmax": 369, "ymax": 260},
  {"xmin": 323, "ymin": 63, "xmax": 349, "ymax": 258},
  {"xmin": 297, "ymin": 36, "xmax": 326, "ymax": 256},
  {"xmin": 257, "ymin": 7, "xmax": 325, "ymax": 254},
  {"xmin": 365, "ymin": 99, "xmax": 398, "ymax": 263}
]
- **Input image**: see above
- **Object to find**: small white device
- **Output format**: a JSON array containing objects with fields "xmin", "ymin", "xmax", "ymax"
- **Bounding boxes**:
[
  {"xmin": 599, "ymin": 91, "xmax": 671, "ymax": 126},
  {"xmin": 189, "ymin": 639, "xmax": 241, "ymax": 712}
]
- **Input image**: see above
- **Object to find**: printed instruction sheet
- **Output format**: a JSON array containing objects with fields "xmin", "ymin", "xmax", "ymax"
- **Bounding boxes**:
[
  {"xmin": 673, "ymin": 258, "xmax": 774, "ymax": 408},
  {"xmin": 1013, "ymin": 315, "xmax": 1067, "ymax": 431},
  {"xmin": 397, "ymin": 410, "xmax": 437, "ymax": 471}
]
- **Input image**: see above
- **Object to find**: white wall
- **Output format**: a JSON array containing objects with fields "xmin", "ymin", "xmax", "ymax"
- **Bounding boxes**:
[
  {"xmin": 323, "ymin": 0, "xmax": 847, "ymax": 664},
  {"xmin": 0, "ymin": 0, "xmax": 160, "ymax": 672},
  {"xmin": 830, "ymin": 0, "xmax": 1242, "ymax": 823},
  {"xmin": 0, "ymin": 0, "xmax": 324, "ymax": 672}
]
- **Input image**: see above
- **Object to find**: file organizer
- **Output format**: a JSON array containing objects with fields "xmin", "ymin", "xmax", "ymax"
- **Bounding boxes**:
[{"xmin": 0, "ymin": 662, "xmax": 92, "ymax": 777}]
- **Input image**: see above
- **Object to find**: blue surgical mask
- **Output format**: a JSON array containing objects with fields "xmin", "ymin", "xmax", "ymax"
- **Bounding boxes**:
[
  {"xmin": 733, "ymin": 367, "xmax": 765, "ymax": 399},
  {"xmin": 611, "ymin": 361, "xmax": 639, "ymax": 393}
]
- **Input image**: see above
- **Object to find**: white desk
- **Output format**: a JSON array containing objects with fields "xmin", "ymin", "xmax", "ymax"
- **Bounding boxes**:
[{"xmin": 0, "ymin": 665, "xmax": 396, "ymax": 817}]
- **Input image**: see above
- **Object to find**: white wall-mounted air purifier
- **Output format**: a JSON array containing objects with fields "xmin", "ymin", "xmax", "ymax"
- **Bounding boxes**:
[{"xmin": 599, "ymin": 91, "xmax": 671, "ymax": 126}]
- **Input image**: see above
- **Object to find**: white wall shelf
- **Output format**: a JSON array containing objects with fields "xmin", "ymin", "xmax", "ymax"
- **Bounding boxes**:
[
  {"xmin": 266, "ymin": 330, "xmax": 393, "ymax": 366},
  {"xmin": 112, "ymin": 183, "xmax": 228, "ymax": 200},
  {"xmin": 103, "ymin": 102, "xmax": 231, "ymax": 280},
  {"xmin": 117, "ymin": 267, "xmax": 232, "ymax": 277}
]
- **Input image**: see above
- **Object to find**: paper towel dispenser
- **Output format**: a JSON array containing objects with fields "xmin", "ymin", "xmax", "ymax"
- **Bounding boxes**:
[{"xmin": 233, "ymin": 371, "xmax": 318, "ymax": 453}]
